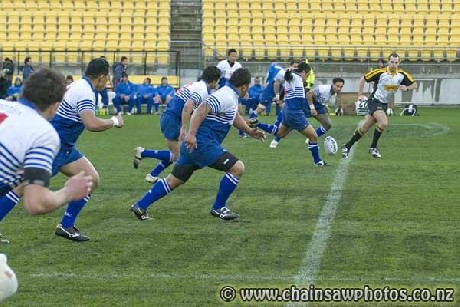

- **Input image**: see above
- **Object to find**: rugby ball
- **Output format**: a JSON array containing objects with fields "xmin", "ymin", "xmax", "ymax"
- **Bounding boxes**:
[
  {"xmin": 0, "ymin": 254, "xmax": 18, "ymax": 302},
  {"xmin": 324, "ymin": 136, "xmax": 338, "ymax": 155}
]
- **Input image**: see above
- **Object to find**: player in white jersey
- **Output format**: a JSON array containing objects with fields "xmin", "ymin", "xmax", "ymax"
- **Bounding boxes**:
[
  {"xmin": 130, "ymin": 68, "xmax": 265, "ymax": 221},
  {"xmin": 133, "ymin": 66, "xmax": 221, "ymax": 183},
  {"xmin": 216, "ymin": 48, "xmax": 243, "ymax": 89},
  {"xmin": 0, "ymin": 68, "xmax": 92, "ymax": 243}
]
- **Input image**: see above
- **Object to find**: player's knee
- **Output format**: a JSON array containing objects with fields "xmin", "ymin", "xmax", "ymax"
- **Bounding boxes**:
[
  {"xmin": 90, "ymin": 171, "xmax": 100, "ymax": 191},
  {"xmin": 229, "ymin": 160, "xmax": 245, "ymax": 177},
  {"xmin": 377, "ymin": 122, "xmax": 387, "ymax": 131},
  {"xmin": 165, "ymin": 174, "xmax": 184, "ymax": 190}
]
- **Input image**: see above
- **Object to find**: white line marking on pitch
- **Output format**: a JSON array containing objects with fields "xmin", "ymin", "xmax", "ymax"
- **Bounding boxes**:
[
  {"xmin": 28, "ymin": 272, "xmax": 460, "ymax": 284},
  {"xmin": 285, "ymin": 148, "xmax": 355, "ymax": 307}
]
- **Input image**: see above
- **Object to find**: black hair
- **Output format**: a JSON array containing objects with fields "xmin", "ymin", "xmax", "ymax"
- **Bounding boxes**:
[
  {"xmin": 65, "ymin": 75, "xmax": 73, "ymax": 81},
  {"xmin": 388, "ymin": 53, "xmax": 400, "ymax": 60},
  {"xmin": 121, "ymin": 56, "xmax": 128, "ymax": 61},
  {"xmin": 227, "ymin": 48, "xmax": 237, "ymax": 55},
  {"xmin": 22, "ymin": 68, "xmax": 66, "ymax": 112},
  {"xmin": 146, "ymin": 77, "xmax": 151, "ymax": 84},
  {"xmin": 289, "ymin": 59, "xmax": 300, "ymax": 66},
  {"xmin": 85, "ymin": 58, "xmax": 109, "ymax": 78},
  {"xmin": 332, "ymin": 77, "xmax": 345, "ymax": 84},
  {"xmin": 285, "ymin": 62, "xmax": 311, "ymax": 82},
  {"xmin": 24, "ymin": 57, "xmax": 32, "ymax": 64},
  {"xmin": 229, "ymin": 68, "xmax": 251, "ymax": 88},
  {"xmin": 161, "ymin": 76, "xmax": 167, "ymax": 81},
  {"xmin": 200, "ymin": 66, "xmax": 221, "ymax": 83},
  {"xmin": 121, "ymin": 73, "xmax": 128, "ymax": 78}
]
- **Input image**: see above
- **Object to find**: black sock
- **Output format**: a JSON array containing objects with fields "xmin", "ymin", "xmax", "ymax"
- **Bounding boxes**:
[
  {"xmin": 345, "ymin": 128, "xmax": 363, "ymax": 149},
  {"xmin": 371, "ymin": 128, "xmax": 383, "ymax": 148}
]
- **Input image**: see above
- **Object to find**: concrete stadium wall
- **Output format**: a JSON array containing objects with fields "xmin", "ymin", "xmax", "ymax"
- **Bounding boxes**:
[{"xmin": 316, "ymin": 77, "xmax": 460, "ymax": 105}]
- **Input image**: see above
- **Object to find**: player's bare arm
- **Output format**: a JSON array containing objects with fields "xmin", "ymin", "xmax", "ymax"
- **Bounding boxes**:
[
  {"xmin": 234, "ymin": 113, "xmax": 266, "ymax": 141},
  {"xmin": 80, "ymin": 110, "xmax": 123, "ymax": 131}
]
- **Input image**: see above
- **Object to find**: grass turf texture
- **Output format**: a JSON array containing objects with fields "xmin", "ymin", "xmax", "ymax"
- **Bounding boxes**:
[{"xmin": 1, "ymin": 108, "xmax": 458, "ymax": 306}]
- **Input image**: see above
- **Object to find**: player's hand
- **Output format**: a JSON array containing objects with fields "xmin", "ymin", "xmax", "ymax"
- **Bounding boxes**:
[
  {"xmin": 179, "ymin": 126, "xmax": 187, "ymax": 141},
  {"xmin": 358, "ymin": 94, "xmax": 367, "ymax": 101},
  {"xmin": 399, "ymin": 85, "xmax": 408, "ymax": 91},
  {"xmin": 64, "ymin": 171, "xmax": 92, "ymax": 201},
  {"xmin": 248, "ymin": 128, "xmax": 266, "ymax": 141},
  {"xmin": 184, "ymin": 133, "xmax": 197, "ymax": 152}
]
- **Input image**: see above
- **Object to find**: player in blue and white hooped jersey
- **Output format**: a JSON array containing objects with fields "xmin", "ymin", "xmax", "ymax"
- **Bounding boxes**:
[
  {"xmin": 304, "ymin": 77, "xmax": 345, "ymax": 139},
  {"xmin": 50, "ymin": 58, "xmax": 124, "ymax": 241},
  {"xmin": 0, "ymin": 69, "xmax": 92, "ymax": 242},
  {"xmin": 133, "ymin": 66, "xmax": 221, "ymax": 183},
  {"xmin": 252, "ymin": 62, "xmax": 326, "ymax": 166},
  {"xmin": 130, "ymin": 68, "xmax": 266, "ymax": 221},
  {"xmin": 266, "ymin": 59, "xmax": 301, "ymax": 148},
  {"xmin": 248, "ymin": 62, "xmax": 283, "ymax": 120}
]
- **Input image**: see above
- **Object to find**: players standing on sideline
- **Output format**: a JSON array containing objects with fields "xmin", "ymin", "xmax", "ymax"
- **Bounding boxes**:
[
  {"xmin": 0, "ymin": 69, "xmax": 92, "ymax": 242},
  {"xmin": 342, "ymin": 53, "xmax": 417, "ymax": 159},
  {"xmin": 130, "ymin": 68, "xmax": 265, "ymax": 221},
  {"xmin": 133, "ymin": 66, "xmax": 221, "ymax": 183},
  {"xmin": 250, "ymin": 62, "xmax": 327, "ymax": 166}
]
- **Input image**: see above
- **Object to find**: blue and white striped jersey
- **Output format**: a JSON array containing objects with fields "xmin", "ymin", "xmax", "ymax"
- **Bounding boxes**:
[
  {"xmin": 164, "ymin": 80, "xmax": 211, "ymax": 118},
  {"xmin": 312, "ymin": 84, "xmax": 334, "ymax": 106},
  {"xmin": 197, "ymin": 84, "xmax": 239, "ymax": 144},
  {"xmin": 284, "ymin": 73, "xmax": 306, "ymax": 110},
  {"xmin": 0, "ymin": 99, "xmax": 59, "ymax": 193},
  {"xmin": 275, "ymin": 68, "xmax": 287, "ymax": 83},
  {"xmin": 51, "ymin": 78, "xmax": 97, "ymax": 147}
]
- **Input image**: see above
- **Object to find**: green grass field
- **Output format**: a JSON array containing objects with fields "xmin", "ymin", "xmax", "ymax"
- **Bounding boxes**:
[{"xmin": 1, "ymin": 108, "xmax": 459, "ymax": 306}]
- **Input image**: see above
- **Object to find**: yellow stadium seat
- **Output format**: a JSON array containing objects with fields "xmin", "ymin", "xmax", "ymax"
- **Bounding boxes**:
[
  {"xmin": 356, "ymin": 47, "xmax": 369, "ymax": 60},
  {"xmin": 369, "ymin": 47, "xmax": 382, "ymax": 61},
  {"xmin": 420, "ymin": 49, "xmax": 432, "ymax": 61},
  {"xmin": 330, "ymin": 47, "xmax": 342, "ymax": 61},
  {"xmin": 446, "ymin": 48, "xmax": 458, "ymax": 62},
  {"xmin": 432, "ymin": 48, "xmax": 445, "ymax": 62}
]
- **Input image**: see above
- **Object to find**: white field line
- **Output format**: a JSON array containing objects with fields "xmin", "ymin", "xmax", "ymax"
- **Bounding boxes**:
[
  {"xmin": 293, "ymin": 148, "xmax": 355, "ymax": 288},
  {"xmin": 28, "ymin": 272, "xmax": 460, "ymax": 284}
]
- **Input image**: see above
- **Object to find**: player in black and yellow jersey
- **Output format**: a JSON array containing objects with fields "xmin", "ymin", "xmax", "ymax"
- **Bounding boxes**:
[{"xmin": 342, "ymin": 53, "xmax": 417, "ymax": 159}]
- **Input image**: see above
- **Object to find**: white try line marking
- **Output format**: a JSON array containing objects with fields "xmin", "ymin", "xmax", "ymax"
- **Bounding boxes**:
[{"xmin": 286, "ymin": 148, "xmax": 356, "ymax": 307}]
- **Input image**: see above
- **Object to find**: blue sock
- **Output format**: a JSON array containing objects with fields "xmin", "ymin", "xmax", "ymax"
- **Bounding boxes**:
[
  {"xmin": 60, "ymin": 196, "xmax": 90, "ymax": 228},
  {"xmin": 142, "ymin": 150, "xmax": 172, "ymax": 161},
  {"xmin": 257, "ymin": 122, "xmax": 278, "ymax": 135},
  {"xmin": 274, "ymin": 136, "xmax": 281, "ymax": 142},
  {"xmin": 238, "ymin": 129, "xmax": 245, "ymax": 136},
  {"xmin": 150, "ymin": 160, "xmax": 173, "ymax": 177},
  {"xmin": 274, "ymin": 112, "xmax": 283, "ymax": 127},
  {"xmin": 307, "ymin": 141, "xmax": 322, "ymax": 164},
  {"xmin": 212, "ymin": 173, "xmax": 239, "ymax": 210},
  {"xmin": 0, "ymin": 191, "xmax": 20, "ymax": 221},
  {"xmin": 153, "ymin": 103, "xmax": 159, "ymax": 112},
  {"xmin": 316, "ymin": 126, "xmax": 326, "ymax": 138},
  {"xmin": 249, "ymin": 111, "xmax": 257, "ymax": 119},
  {"xmin": 137, "ymin": 178, "xmax": 172, "ymax": 209}
]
